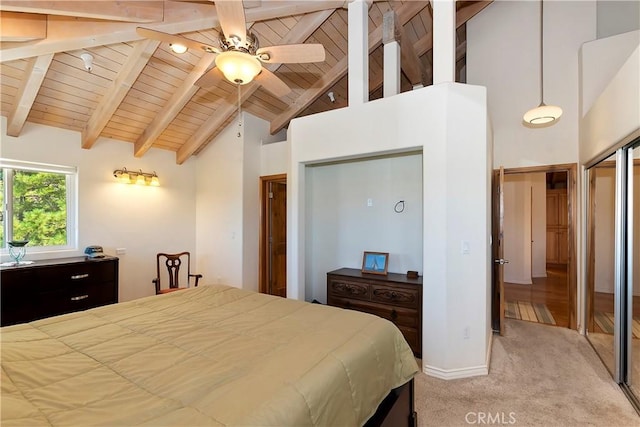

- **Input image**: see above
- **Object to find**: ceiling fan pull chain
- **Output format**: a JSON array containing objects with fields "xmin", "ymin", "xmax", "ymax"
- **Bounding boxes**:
[{"xmin": 237, "ymin": 84, "xmax": 242, "ymax": 138}]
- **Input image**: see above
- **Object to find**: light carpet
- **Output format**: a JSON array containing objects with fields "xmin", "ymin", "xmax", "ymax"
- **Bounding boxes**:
[{"xmin": 414, "ymin": 319, "xmax": 639, "ymax": 426}]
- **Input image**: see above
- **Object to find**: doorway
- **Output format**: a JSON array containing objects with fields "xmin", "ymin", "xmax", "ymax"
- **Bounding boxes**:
[
  {"xmin": 259, "ymin": 174, "xmax": 287, "ymax": 297},
  {"xmin": 493, "ymin": 164, "xmax": 577, "ymax": 332}
]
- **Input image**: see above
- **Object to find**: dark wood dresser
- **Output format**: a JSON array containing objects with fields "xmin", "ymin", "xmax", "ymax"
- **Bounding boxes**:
[
  {"xmin": 327, "ymin": 268, "xmax": 422, "ymax": 357},
  {"xmin": 1, "ymin": 256, "xmax": 119, "ymax": 327}
]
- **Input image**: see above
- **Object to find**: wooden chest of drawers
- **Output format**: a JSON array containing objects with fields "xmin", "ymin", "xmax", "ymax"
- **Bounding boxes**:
[
  {"xmin": 327, "ymin": 268, "xmax": 422, "ymax": 357},
  {"xmin": 1, "ymin": 256, "xmax": 119, "ymax": 327}
]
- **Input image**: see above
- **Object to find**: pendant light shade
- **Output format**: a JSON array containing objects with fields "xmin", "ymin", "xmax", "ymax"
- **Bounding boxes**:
[
  {"xmin": 523, "ymin": 0, "xmax": 562, "ymax": 126},
  {"xmin": 523, "ymin": 103, "xmax": 563, "ymax": 125}
]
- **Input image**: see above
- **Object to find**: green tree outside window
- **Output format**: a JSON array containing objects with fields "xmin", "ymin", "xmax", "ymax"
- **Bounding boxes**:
[{"xmin": 12, "ymin": 170, "xmax": 67, "ymax": 246}]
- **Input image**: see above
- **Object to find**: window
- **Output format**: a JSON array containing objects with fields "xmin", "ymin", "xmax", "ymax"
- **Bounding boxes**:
[{"xmin": 1, "ymin": 159, "xmax": 77, "ymax": 252}]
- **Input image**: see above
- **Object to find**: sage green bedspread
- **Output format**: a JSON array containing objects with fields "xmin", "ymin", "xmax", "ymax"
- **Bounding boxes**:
[{"xmin": 1, "ymin": 284, "xmax": 419, "ymax": 426}]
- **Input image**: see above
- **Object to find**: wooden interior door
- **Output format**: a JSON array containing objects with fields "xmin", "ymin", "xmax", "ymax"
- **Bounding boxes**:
[
  {"xmin": 260, "ymin": 175, "xmax": 287, "ymax": 297},
  {"xmin": 492, "ymin": 166, "xmax": 506, "ymax": 334}
]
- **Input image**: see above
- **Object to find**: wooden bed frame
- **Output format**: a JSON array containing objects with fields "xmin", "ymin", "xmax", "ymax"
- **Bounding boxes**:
[{"xmin": 365, "ymin": 379, "xmax": 417, "ymax": 427}]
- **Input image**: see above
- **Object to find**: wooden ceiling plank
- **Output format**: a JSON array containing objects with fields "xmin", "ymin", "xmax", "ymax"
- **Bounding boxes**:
[
  {"xmin": 270, "ymin": 0, "xmax": 428, "ymax": 134},
  {"xmin": 134, "ymin": 53, "xmax": 216, "ymax": 157},
  {"xmin": 456, "ymin": 1, "xmax": 492, "ymax": 26},
  {"xmin": 81, "ymin": 39, "xmax": 159, "ymax": 149},
  {"xmin": 0, "ymin": 11, "xmax": 46, "ymax": 42},
  {"xmin": 398, "ymin": 18, "xmax": 427, "ymax": 85},
  {"xmin": 1, "ymin": 1, "xmax": 344, "ymax": 63},
  {"xmin": 7, "ymin": 53, "xmax": 54, "ymax": 136},
  {"xmin": 0, "ymin": 1, "xmax": 164, "ymax": 23},
  {"xmin": 176, "ymin": 8, "xmax": 335, "ymax": 164}
]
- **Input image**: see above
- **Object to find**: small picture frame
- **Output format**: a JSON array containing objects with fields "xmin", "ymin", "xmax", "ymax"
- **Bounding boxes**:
[{"xmin": 362, "ymin": 251, "xmax": 389, "ymax": 275}]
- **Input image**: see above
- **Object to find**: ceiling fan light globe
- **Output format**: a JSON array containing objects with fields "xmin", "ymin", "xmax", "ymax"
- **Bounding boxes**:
[
  {"xmin": 523, "ymin": 103, "xmax": 563, "ymax": 125},
  {"xmin": 215, "ymin": 51, "xmax": 261, "ymax": 85},
  {"xmin": 169, "ymin": 43, "xmax": 188, "ymax": 54}
]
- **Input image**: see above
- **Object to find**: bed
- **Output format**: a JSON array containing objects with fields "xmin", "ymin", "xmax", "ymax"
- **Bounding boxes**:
[{"xmin": 1, "ymin": 284, "xmax": 419, "ymax": 426}]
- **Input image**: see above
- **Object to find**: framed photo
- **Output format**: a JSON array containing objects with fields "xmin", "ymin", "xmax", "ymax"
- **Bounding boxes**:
[{"xmin": 361, "ymin": 251, "xmax": 389, "ymax": 275}]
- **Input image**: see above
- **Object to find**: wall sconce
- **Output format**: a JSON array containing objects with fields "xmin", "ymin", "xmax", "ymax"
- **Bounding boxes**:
[{"xmin": 113, "ymin": 168, "xmax": 160, "ymax": 186}]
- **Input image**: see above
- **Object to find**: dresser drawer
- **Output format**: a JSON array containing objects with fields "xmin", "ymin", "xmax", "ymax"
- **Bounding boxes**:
[
  {"xmin": 328, "ymin": 279, "xmax": 370, "ymax": 302},
  {"xmin": 329, "ymin": 297, "xmax": 418, "ymax": 328},
  {"xmin": 371, "ymin": 285, "xmax": 419, "ymax": 309},
  {"xmin": 39, "ymin": 261, "xmax": 115, "ymax": 286},
  {"xmin": 327, "ymin": 268, "xmax": 422, "ymax": 358},
  {"xmin": 1, "ymin": 256, "xmax": 118, "ymax": 326}
]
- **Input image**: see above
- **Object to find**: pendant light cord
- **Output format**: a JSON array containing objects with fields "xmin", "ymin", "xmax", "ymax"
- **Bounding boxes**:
[
  {"xmin": 237, "ymin": 84, "xmax": 242, "ymax": 138},
  {"xmin": 539, "ymin": 0, "xmax": 544, "ymax": 104}
]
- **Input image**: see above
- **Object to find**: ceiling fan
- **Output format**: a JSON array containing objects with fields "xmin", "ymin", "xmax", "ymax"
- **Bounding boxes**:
[{"xmin": 136, "ymin": 0, "xmax": 325, "ymax": 98}]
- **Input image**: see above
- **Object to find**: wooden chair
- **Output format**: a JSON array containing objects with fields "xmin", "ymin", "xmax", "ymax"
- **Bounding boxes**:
[{"xmin": 153, "ymin": 252, "xmax": 202, "ymax": 294}]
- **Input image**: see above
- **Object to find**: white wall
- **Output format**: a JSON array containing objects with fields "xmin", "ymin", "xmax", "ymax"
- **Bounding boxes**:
[
  {"xmin": 195, "ymin": 112, "xmax": 283, "ymax": 292},
  {"xmin": 305, "ymin": 153, "xmax": 423, "ymax": 303},
  {"xmin": 288, "ymin": 83, "xmax": 492, "ymax": 379},
  {"xmin": 503, "ymin": 174, "xmax": 532, "ymax": 285},
  {"xmin": 597, "ymin": 1, "xmax": 640, "ymax": 39},
  {"xmin": 467, "ymin": 0, "xmax": 596, "ymax": 168},
  {"xmin": 594, "ymin": 165, "xmax": 616, "ymax": 293},
  {"xmin": 531, "ymin": 173, "xmax": 548, "ymax": 277},
  {"xmin": 0, "ymin": 117, "xmax": 197, "ymax": 302},
  {"xmin": 502, "ymin": 173, "xmax": 547, "ymax": 283},
  {"xmin": 580, "ymin": 30, "xmax": 639, "ymax": 118},
  {"xmin": 580, "ymin": 42, "xmax": 640, "ymax": 163},
  {"xmin": 261, "ymin": 140, "xmax": 288, "ymax": 177}
]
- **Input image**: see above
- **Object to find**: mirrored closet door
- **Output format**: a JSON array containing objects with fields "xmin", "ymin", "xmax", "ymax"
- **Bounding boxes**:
[
  {"xmin": 586, "ymin": 153, "xmax": 617, "ymax": 377},
  {"xmin": 586, "ymin": 139, "xmax": 640, "ymax": 410},
  {"xmin": 626, "ymin": 142, "xmax": 639, "ymax": 401}
]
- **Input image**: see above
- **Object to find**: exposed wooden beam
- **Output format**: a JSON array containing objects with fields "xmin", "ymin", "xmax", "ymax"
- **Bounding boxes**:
[
  {"xmin": 0, "ymin": 1, "xmax": 163, "ymax": 23},
  {"xmin": 382, "ymin": 10, "xmax": 425, "ymax": 86},
  {"xmin": 0, "ymin": 1, "xmax": 345, "ymax": 62},
  {"xmin": 176, "ymin": 8, "xmax": 335, "ymax": 164},
  {"xmin": 0, "ymin": 11, "xmax": 46, "ymax": 42},
  {"xmin": 81, "ymin": 39, "xmax": 159, "ymax": 149},
  {"xmin": 456, "ymin": 1, "xmax": 492, "ymax": 26},
  {"xmin": 270, "ymin": 0, "xmax": 427, "ymax": 135},
  {"xmin": 7, "ymin": 54, "xmax": 54, "ymax": 136},
  {"xmin": 133, "ymin": 54, "xmax": 217, "ymax": 157},
  {"xmin": 398, "ymin": 21, "xmax": 427, "ymax": 86}
]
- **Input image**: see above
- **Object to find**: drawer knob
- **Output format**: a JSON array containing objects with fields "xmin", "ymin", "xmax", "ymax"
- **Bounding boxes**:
[
  {"xmin": 71, "ymin": 273, "xmax": 89, "ymax": 280},
  {"xmin": 391, "ymin": 309, "xmax": 398, "ymax": 320},
  {"xmin": 70, "ymin": 294, "xmax": 89, "ymax": 301}
]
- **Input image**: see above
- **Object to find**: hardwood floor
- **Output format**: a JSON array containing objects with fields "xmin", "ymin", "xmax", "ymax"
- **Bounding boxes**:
[{"xmin": 504, "ymin": 264, "xmax": 569, "ymax": 328}]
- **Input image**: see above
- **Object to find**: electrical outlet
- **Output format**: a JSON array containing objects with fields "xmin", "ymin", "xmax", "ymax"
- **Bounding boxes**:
[
  {"xmin": 116, "ymin": 248, "xmax": 126, "ymax": 255},
  {"xmin": 367, "ymin": 198, "xmax": 373, "ymax": 207},
  {"xmin": 463, "ymin": 326, "xmax": 470, "ymax": 339}
]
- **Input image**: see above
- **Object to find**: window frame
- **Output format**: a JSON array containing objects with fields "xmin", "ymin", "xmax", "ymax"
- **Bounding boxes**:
[{"xmin": 1, "ymin": 158, "xmax": 78, "ymax": 254}]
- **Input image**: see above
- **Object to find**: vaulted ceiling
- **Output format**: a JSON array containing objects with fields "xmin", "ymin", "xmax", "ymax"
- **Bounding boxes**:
[{"xmin": 0, "ymin": 1, "xmax": 492, "ymax": 164}]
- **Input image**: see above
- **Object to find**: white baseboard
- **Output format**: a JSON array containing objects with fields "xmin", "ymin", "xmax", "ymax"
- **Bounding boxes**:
[
  {"xmin": 423, "ymin": 362, "xmax": 489, "ymax": 380},
  {"xmin": 422, "ymin": 334, "xmax": 494, "ymax": 380},
  {"xmin": 503, "ymin": 278, "xmax": 532, "ymax": 285}
]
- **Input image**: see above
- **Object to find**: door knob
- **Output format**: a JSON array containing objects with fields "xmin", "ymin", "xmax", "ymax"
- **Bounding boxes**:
[{"xmin": 494, "ymin": 259, "xmax": 509, "ymax": 265}]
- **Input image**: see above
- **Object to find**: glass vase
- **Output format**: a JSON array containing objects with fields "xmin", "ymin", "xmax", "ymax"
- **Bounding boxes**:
[{"xmin": 8, "ymin": 240, "xmax": 29, "ymax": 265}]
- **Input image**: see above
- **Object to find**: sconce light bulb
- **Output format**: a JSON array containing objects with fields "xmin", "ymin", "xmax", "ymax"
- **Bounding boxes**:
[
  {"xmin": 150, "ymin": 173, "xmax": 160, "ymax": 186},
  {"xmin": 136, "ymin": 172, "xmax": 146, "ymax": 185}
]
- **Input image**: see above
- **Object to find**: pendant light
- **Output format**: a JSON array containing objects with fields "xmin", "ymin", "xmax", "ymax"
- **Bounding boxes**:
[{"xmin": 523, "ymin": 0, "xmax": 562, "ymax": 126}]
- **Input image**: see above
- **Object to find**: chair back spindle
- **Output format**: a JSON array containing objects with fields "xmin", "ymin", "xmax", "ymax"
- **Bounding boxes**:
[{"xmin": 153, "ymin": 252, "xmax": 202, "ymax": 295}]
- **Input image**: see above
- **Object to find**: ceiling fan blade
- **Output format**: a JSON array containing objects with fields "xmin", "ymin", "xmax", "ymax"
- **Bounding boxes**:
[
  {"xmin": 136, "ymin": 27, "xmax": 220, "ymax": 54},
  {"xmin": 256, "ymin": 44, "xmax": 325, "ymax": 64},
  {"xmin": 195, "ymin": 66, "xmax": 224, "ymax": 88},
  {"xmin": 215, "ymin": 0, "xmax": 247, "ymax": 44},
  {"xmin": 254, "ymin": 68, "xmax": 291, "ymax": 98}
]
